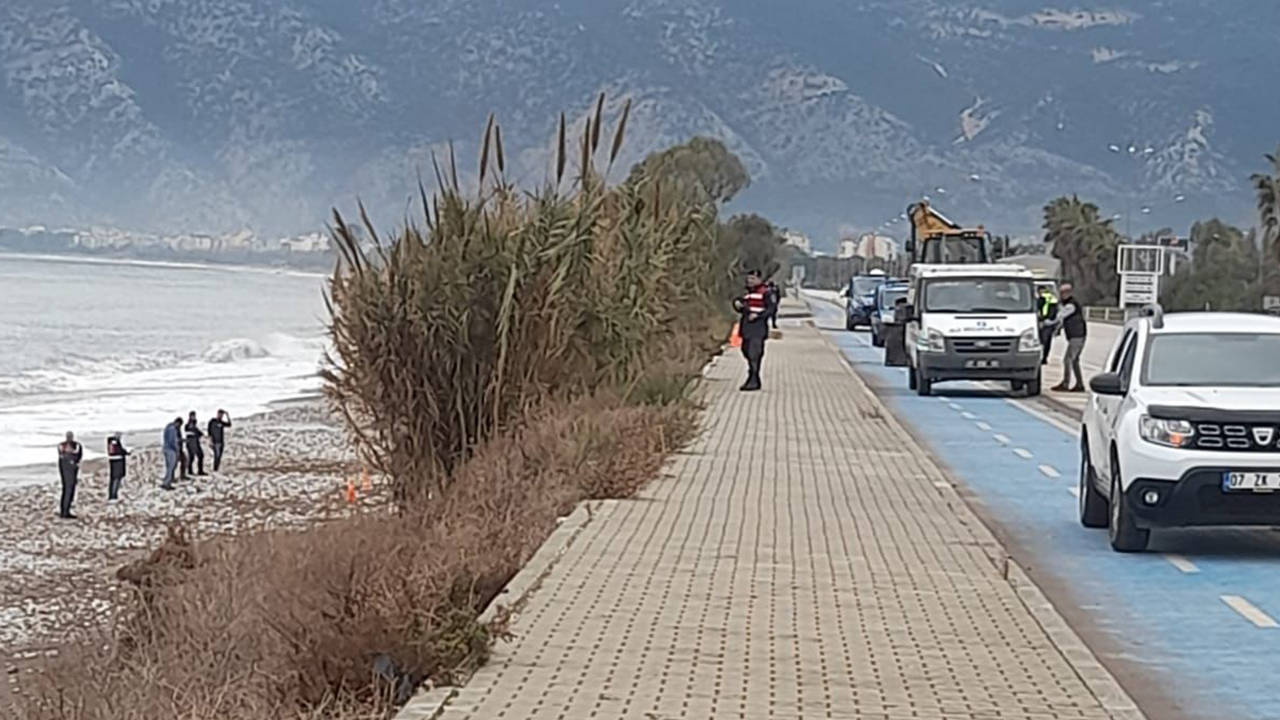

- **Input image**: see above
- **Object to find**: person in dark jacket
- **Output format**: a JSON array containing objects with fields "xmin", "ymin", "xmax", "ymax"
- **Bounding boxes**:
[
  {"xmin": 207, "ymin": 409, "xmax": 232, "ymax": 472},
  {"xmin": 106, "ymin": 432, "xmax": 130, "ymax": 501},
  {"xmin": 184, "ymin": 411, "xmax": 206, "ymax": 476},
  {"xmin": 1052, "ymin": 282, "xmax": 1088, "ymax": 392},
  {"xmin": 57, "ymin": 431, "xmax": 83, "ymax": 519},
  {"xmin": 732, "ymin": 270, "xmax": 778, "ymax": 392},
  {"xmin": 162, "ymin": 418, "xmax": 181, "ymax": 490}
]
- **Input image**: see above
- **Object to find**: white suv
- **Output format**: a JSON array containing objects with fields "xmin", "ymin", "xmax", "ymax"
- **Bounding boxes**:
[{"xmin": 1078, "ymin": 307, "xmax": 1280, "ymax": 552}]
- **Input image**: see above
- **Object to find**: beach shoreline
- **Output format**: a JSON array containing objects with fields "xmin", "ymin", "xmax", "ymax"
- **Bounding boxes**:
[
  {"xmin": 1, "ymin": 398, "xmax": 375, "ymax": 701},
  {"xmin": 0, "ymin": 393, "xmax": 325, "ymax": 489}
]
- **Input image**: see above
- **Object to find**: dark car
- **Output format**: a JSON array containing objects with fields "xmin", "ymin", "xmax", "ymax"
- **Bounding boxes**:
[
  {"xmin": 870, "ymin": 281, "xmax": 909, "ymax": 347},
  {"xmin": 843, "ymin": 273, "xmax": 887, "ymax": 330}
]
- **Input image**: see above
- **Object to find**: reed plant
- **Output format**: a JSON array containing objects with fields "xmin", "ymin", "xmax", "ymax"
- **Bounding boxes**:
[{"xmin": 324, "ymin": 96, "xmax": 730, "ymax": 504}]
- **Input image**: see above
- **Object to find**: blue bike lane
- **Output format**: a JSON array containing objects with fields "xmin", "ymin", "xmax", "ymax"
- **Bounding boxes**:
[{"xmin": 807, "ymin": 297, "xmax": 1280, "ymax": 720}]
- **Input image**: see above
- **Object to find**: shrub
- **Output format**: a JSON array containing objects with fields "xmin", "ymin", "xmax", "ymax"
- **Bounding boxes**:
[{"xmin": 324, "ymin": 98, "xmax": 731, "ymax": 504}]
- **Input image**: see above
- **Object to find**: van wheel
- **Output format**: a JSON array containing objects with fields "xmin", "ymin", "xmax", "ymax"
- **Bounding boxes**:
[
  {"xmin": 908, "ymin": 367, "xmax": 918, "ymax": 390},
  {"xmin": 916, "ymin": 375, "xmax": 932, "ymax": 397},
  {"xmin": 1108, "ymin": 455, "xmax": 1149, "ymax": 552},
  {"xmin": 1079, "ymin": 439, "xmax": 1109, "ymax": 528},
  {"xmin": 1025, "ymin": 375, "xmax": 1042, "ymax": 397}
]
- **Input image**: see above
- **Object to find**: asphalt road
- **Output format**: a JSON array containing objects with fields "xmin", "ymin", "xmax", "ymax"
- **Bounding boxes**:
[{"xmin": 806, "ymin": 294, "xmax": 1280, "ymax": 720}]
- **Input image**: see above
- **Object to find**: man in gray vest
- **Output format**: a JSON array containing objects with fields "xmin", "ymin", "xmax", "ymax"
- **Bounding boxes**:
[{"xmin": 1051, "ymin": 282, "xmax": 1087, "ymax": 392}]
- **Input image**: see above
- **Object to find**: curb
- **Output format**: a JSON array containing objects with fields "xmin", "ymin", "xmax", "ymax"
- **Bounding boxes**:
[
  {"xmin": 391, "ymin": 500, "xmax": 605, "ymax": 720},
  {"xmin": 806, "ymin": 313, "xmax": 1148, "ymax": 720},
  {"xmin": 1006, "ymin": 562, "xmax": 1148, "ymax": 720}
]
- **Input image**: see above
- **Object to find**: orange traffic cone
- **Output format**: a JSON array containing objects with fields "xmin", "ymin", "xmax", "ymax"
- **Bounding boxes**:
[
  {"xmin": 729, "ymin": 322, "xmax": 742, "ymax": 348},
  {"xmin": 360, "ymin": 468, "xmax": 372, "ymax": 493},
  {"xmin": 345, "ymin": 477, "xmax": 357, "ymax": 504}
]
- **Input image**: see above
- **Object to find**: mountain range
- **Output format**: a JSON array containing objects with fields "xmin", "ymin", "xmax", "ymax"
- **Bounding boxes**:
[{"xmin": 1, "ymin": 0, "xmax": 1276, "ymax": 247}]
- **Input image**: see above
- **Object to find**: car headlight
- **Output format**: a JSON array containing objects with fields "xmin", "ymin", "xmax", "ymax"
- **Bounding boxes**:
[
  {"xmin": 1139, "ymin": 415, "xmax": 1195, "ymax": 448},
  {"xmin": 1017, "ymin": 328, "xmax": 1042, "ymax": 352},
  {"xmin": 917, "ymin": 328, "xmax": 946, "ymax": 352}
]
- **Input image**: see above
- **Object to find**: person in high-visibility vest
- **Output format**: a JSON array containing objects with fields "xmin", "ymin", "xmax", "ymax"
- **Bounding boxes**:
[{"xmin": 1036, "ymin": 286, "xmax": 1059, "ymax": 365}]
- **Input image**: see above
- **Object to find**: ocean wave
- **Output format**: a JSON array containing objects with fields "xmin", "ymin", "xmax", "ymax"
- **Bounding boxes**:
[
  {"xmin": 0, "ymin": 334, "xmax": 322, "ymax": 398},
  {"xmin": 201, "ymin": 339, "xmax": 271, "ymax": 363}
]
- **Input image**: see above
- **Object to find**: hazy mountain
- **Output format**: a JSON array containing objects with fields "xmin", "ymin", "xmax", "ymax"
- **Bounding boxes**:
[{"xmin": 1, "ymin": 0, "xmax": 1275, "ymax": 245}]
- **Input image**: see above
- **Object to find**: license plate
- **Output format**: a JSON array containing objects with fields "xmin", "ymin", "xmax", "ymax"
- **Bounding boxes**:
[
  {"xmin": 965, "ymin": 359, "xmax": 999, "ymax": 369},
  {"xmin": 1223, "ymin": 472, "xmax": 1280, "ymax": 493}
]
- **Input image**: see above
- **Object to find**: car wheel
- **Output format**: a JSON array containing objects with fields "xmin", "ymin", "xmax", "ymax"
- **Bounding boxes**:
[
  {"xmin": 1025, "ymin": 374, "xmax": 1042, "ymax": 397},
  {"xmin": 1011, "ymin": 380, "xmax": 1026, "ymax": 393},
  {"xmin": 916, "ymin": 374, "xmax": 932, "ymax": 397},
  {"xmin": 1078, "ymin": 439, "xmax": 1109, "ymax": 528},
  {"xmin": 1108, "ymin": 453, "xmax": 1150, "ymax": 552},
  {"xmin": 908, "ymin": 366, "xmax": 918, "ymax": 390}
]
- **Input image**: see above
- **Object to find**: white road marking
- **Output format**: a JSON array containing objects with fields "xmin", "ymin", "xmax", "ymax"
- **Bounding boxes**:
[
  {"xmin": 948, "ymin": 402, "xmax": 963, "ymax": 411},
  {"xmin": 961, "ymin": 411, "xmax": 978, "ymax": 420},
  {"xmin": 1067, "ymin": 486, "xmax": 1081, "ymax": 498},
  {"xmin": 1221, "ymin": 595, "xmax": 1279, "ymax": 628},
  {"xmin": 1004, "ymin": 396, "xmax": 1078, "ymax": 436},
  {"xmin": 1013, "ymin": 448, "xmax": 1034, "ymax": 460},
  {"xmin": 933, "ymin": 481, "xmax": 951, "ymax": 489},
  {"xmin": 975, "ymin": 421, "xmax": 992, "ymax": 431},
  {"xmin": 1165, "ymin": 555, "xmax": 1200, "ymax": 574},
  {"xmin": 993, "ymin": 434, "xmax": 1011, "ymax": 445},
  {"xmin": 1038, "ymin": 464, "xmax": 1061, "ymax": 478}
]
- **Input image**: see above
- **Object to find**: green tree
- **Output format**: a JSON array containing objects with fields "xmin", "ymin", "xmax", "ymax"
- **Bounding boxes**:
[
  {"xmin": 625, "ymin": 136, "xmax": 750, "ymax": 208},
  {"xmin": 1043, "ymin": 196, "xmax": 1121, "ymax": 305},
  {"xmin": 1251, "ymin": 148, "xmax": 1280, "ymax": 296},
  {"xmin": 1161, "ymin": 220, "xmax": 1261, "ymax": 311},
  {"xmin": 721, "ymin": 214, "xmax": 784, "ymax": 279},
  {"xmin": 1252, "ymin": 148, "xmax": 1280, "ymax": 255}
]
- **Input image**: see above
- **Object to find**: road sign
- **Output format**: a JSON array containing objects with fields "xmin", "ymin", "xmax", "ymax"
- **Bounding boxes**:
[{"xmin": 1120, "ymin": 272, "xmax": 1159, "ymax": 307}]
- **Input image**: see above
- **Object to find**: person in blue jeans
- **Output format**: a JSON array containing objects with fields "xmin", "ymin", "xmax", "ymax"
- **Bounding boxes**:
[{"xmin": 161, "ymin": 417, "xmax": 182, "ymax": 490}]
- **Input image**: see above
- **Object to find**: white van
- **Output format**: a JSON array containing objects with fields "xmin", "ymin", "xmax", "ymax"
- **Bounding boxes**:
[{"xmin": 902, "ymin": 264, "xmax": 1043, "ymax": 397}]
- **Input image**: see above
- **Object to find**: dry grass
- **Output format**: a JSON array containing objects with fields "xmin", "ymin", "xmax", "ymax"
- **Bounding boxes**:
[{"xmin": 15, "ymin": 395, "xmax": 701, "ymax": 720}]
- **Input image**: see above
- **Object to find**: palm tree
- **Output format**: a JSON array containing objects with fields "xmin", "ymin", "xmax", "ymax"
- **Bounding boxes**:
[
  {"xmin": 1043, "ymin": 195, "xmax": 1123, "ymax": 304},
  {"xmin": 1252, "ymin": 147, "xmax": 1280, "ymax": 261}
]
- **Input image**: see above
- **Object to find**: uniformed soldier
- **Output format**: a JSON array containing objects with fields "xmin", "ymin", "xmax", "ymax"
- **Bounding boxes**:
[{"xmin": 732, "ymin": 271, "xmax": 778, "ymax": 392}]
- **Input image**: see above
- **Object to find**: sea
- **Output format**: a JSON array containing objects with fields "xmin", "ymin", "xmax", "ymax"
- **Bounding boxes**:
[{"xmin": 0, "ymin": 254, "xmax": 329, "ymax": 476}]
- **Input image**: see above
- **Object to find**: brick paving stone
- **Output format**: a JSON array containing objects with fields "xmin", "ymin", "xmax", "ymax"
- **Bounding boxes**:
[{"xmin": 438, "ymin": 322, "xmax": 1117, "ymax": 720}]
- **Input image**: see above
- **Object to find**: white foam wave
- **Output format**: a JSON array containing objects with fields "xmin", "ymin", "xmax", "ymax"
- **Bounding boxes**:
[
  {"xmin": 0, "ymin": 333, "xmax": 329, "ymax": 470},
  {"xmin": 201, "ymin": 339, "xmax": 271, "ymax": 363}
]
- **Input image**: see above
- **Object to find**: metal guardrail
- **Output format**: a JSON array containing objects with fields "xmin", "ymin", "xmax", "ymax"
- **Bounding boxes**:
[{"xmin": 1085, "ymin": 306, "xmax": 1126, "ymax": 325}]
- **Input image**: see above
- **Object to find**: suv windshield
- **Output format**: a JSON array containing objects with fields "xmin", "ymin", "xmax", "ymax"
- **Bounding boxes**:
[
  {"xmin": 923, "ymin": 278, "xmax": 1034, "ymax": 314},
  {"xmin": 851, "ymin": 276, "xmax": 884, "ymax": 297},
  {"xmin": 1143, "ymin": 333, "xmax": 1280, "ymax": 386},
  {"xmin": 879, "ymin": 286, "xmax": 908, "ymax": 309}
]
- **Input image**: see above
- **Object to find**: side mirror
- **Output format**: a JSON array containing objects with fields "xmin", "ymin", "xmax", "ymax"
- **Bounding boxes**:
[
  {"xmin": 1089, "ymin": 372, "xmax": 1125, "ymax": 396},
  {"xmin": 841, "ymin": 287, "xmax": 851, "ymax": 298},
  {"xmin": 895, "ymin": 304, "xmax": 915, "ymax": 324}
]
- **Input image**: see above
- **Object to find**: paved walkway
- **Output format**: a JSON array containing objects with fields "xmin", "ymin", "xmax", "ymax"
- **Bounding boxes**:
[{"xmin": 439, "ymin": 320, "xmax": 1120, "ymax": 719}]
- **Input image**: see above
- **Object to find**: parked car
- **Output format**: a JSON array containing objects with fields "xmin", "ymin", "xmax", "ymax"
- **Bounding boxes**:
[
  {"xmin": 870, "ymin": 281, "xmax": 909, "ymax": 348},
  {"xmin": 843, "ymin": 270, "xmax": 886, "ymax": 331},
  {"xmin": 1078, "ymin": 306, "xmax": 1280, "ymax": 552}
]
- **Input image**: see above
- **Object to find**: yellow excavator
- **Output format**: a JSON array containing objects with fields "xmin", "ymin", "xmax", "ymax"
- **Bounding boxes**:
[
  {"xmin": 883, "ymin": 201, "xmax": 995, "ymax": 367},
  {"xmin": 904, "ymin": 201, "xmax": 991, "ymax": 265}
]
